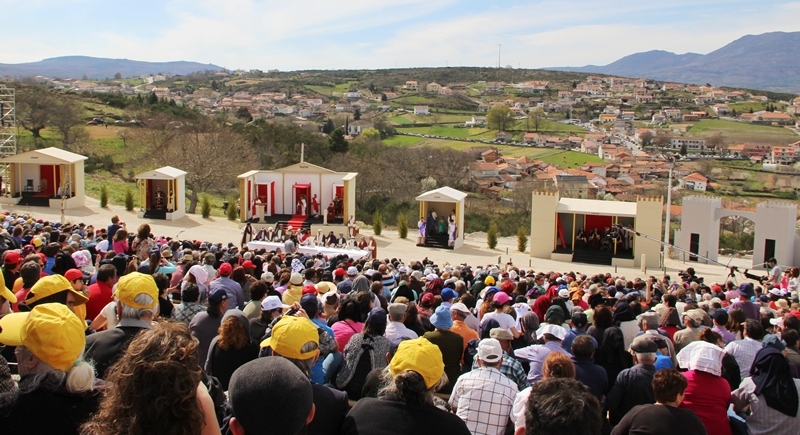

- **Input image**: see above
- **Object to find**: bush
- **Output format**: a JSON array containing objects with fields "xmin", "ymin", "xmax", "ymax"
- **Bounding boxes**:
[
  {"xmin": 226, "ymin": 198, "xmax": 239, "ymax": 221},
  {"xmin": 397, "ymin": 212, "xmax": 408, "ymax": 239},
  {"xmin": 124, "ymin": 188, "xmax": 135, "ymax": 211},
  {"xmin": 487, "ymin": 222, "xmax": 498, "ymax": 249},
  {"xmin": 201, "ymin": 196, "xmax": 211, "ymax": 218},
  {"xmin": 517, "ymin": 226, "xmax": 528, "ymax": 252},
  {"xmin": 373, "ymin": 211, "xmax": 383, "ymax": 236},
  {"xmin": 100, "ymin": 184, "xmax": 108, "ymax": 208}
]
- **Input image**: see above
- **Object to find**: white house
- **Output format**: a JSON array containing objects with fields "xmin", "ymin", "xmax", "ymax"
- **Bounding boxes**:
[
  {"xmin": 681, "ymin": 172, "xmax": 708, "ymax": 191},
  {"xmin": 413, "ymin": 105, "xmax": 430, "ymax": 116},
  {"xmin": 347, "ymin": 120, "xmax": 374, "ymax": 136}
]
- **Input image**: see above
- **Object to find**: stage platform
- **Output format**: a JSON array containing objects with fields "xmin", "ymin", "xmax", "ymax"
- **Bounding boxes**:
[
  {"xmin": 552, "ymin": 245, "xmax": 634, "ymax": 266},
  {"xmin": 247, "ymin": 241, "xmax": 370, "ymax": 260},
  {"xmin": 246, "ymin": 214, "xmax": 343, "ymax": 230}
]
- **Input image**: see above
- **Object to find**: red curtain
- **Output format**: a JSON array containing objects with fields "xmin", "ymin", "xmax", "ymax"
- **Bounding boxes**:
[{"xmin": 585, "ymin": 215, "xmax": 612, "ymax": 233}]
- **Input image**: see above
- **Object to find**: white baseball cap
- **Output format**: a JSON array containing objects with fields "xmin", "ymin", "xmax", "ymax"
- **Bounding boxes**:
[
  {"xmin": 261, "ymin": 296, "xmax": 289, "ymax": 311},
  {"xmin": 450, "ymin": 302, "xmax": 470, "ymax": 314},
  {"xmin": 477, "ymin": 338, "xmax": 503, "ymax": 363},
  {"xmin": 347, "ymin": 266, "xmax": 358, "ymax": 276},
  {"xmin": 536, "ymin": 324, "xmax": 566, "ymax": 341}
]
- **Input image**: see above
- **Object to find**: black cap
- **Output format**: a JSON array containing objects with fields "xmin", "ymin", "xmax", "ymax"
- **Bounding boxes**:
[
  {"xmin": 228, "ymin": 357, "xmax": 313, "ymax": 435},
  {"xmin": 208, "ymin": 289, "xmax": 228, "ymax": 305},
  {"xmin": 630, "ymin": 340, "xmax": 658, "ymax": 354}
]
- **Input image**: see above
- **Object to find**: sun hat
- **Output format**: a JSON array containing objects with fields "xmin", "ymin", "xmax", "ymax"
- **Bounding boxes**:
[
  {"xmin": 290, "ymin": 272, "xmax": 303, "ymax": 285},
  {"xmin": 676, "ymin": 340, "xmax": 725, "ymax": 376},
  {"xmin": 260, "ymin": 316, "xmax": 320, "ymax": 360},
  {"xmin": 113, "ymin": 272, "xmax": 158, "ymax": 309},
  {"xmin": 430, "ymin": 305, "xmax": 453, "ymax": 330},
  {"xmin": 26, "ymin": 275, "xmax": 89, "ymax": 306},
  {"xmin": 389, "ymin": 338, "xmax": 444, "ymax": 389}
]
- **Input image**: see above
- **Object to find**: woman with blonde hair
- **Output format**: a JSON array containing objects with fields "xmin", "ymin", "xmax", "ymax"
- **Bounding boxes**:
[{"xmin": 81, "ymin": 322, "xmax": 220, "ymax": 435}]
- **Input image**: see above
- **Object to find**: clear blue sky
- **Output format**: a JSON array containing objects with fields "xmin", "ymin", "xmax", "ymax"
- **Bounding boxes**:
[{"xmin": 2, "ymin": 0, "xmax": 799, "ymax": 71}]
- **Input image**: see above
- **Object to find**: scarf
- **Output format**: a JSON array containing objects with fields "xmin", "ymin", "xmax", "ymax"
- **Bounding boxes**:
[
  {"xmin": 751, "ymin": 347, "xmax": 799, "ymax": 417},
  {"xmin": 612, "ymin": 302, "xmax": 634, "ymax": 326},
  {"xmin": 520, "ymin": 312, "xmax": 541, "ymax": 345}
]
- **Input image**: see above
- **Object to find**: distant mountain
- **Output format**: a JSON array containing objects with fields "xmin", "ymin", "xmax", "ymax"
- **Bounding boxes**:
[
  {"xmin": 554, "ymin": 32, "xmax": 800, "ymax": 93},
  {"xmin": 0, "ymin": 56, "xmax": 224, "ymax": 79}
]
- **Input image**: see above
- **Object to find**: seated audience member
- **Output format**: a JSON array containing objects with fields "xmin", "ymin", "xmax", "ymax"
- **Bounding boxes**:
[
  {"xmin": 606, "ymin": 340, "xmax": 658, "ymax": 425},
  {"xmin": 80, "ymin": 322, "xmax": 220, "ymax": 435},
  {"xmin": 0, "ymin": 303, "xmax": 99, "ymax": 434},
  {"xmin": 517, "ymin": 377, "xmax": 602, "ymax": 435},
  {"xmin": 675, "ymin": 341, "xmax": 731, "ymax": 435},
  {"xmin": 191, "ymin": 288, "xmax": 229, "ymax": 365},
  {"xmin": 205, "ymin": 310, "xmax": 259, "ymax": 391},
  {"xmin": 571, "ymin": 334, "xmax": 608, "ymax": 400},
  {"xmin": 732, "ymin": 345, "xmax": 800, "ymax": 435},
  {"xmin": 336, "ymin": 307, "xmax": 391, "ymax": 401},
  {"xmin": 611, "ymin": 369, "xmax": 707, "ymax": 435},
  {"xmin": 260, "ymin": 315, "xmax": 349, "ymax": 435},
  {"xmin": 172, "ymin": 282, "xmax": 205, "ymax": 324},
  {"xmin": 227, "ymin": 357, "xmax": 315, "ymax": 435},
  {"xmin": 341, "ymin": 338, "xmax": 471, "ymax": 435}
]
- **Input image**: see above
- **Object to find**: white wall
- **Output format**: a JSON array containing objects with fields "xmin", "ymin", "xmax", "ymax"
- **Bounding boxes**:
[
  {"xmin": 674, "ymin": 196, "xmax": 722, "ymax": 264},
  {"xmin": 753, "ymin": 202, "xmax": 797, "ymax": 268}
]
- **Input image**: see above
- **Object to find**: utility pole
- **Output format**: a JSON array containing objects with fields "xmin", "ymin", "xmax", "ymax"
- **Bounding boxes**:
[
  {"xmin": 498, "ymin": 44, "xmax": 501, "ymax": 68},
  {"xmin": 663, "ymin": 168, "xmax": 672, "ymax": 247}
]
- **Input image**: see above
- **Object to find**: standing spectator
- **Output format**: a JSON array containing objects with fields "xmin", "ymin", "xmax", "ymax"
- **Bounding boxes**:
[
  {"xmin": 520, "ymin": 378, "xmax": 602, "ymax": 435},
  {"xmin": 571, "ymin": 335, "xmax": 608, "ymax": 400},
  {"xmin": 423, "ymin": 305, "xmax": 464, "ymax": 394},
  {"xmin": 210, "ymin": 263, "xmax": 244, "ymax": 310},
  {"xmin": 606, "ymin": 340, "xmax": 658, "ymax": 425},
  {"xmin": 732, "ymin": 346, "xmax": 800, "ymax": 434},
  {"xmin": 0, "ymin": 303, "xmax": 100, "ymax": 434},
  {"xmin": 450, "ymin": 338, "xmax": 517, "ymax": 435},
  {"xmin": 226, "ymin": 357, "xmax": 315, "ymax": 435},
  {"xmin": 84, "ymin": 272, "xmax": 159, "ymax": 379},
  {"xmin": 130, "ymin": 223, "xmax": 156, "ymax": 260},
  {"xmin": 611, "ymin": 369, "xmax": 707, "ymax": 435},
  {"xmin": 106, "ymin": 215, "xmax": 124, "ymax": 242},
  {"xmin": 190, "ymin": 289, "xmax": 229, "ymax": 365},
  {"xmin": 341, "ymin": 337, "xmax": 470, "ymax": 435},
  {"xmin": 171, "ymin": 282, "xmax": 205, "ymax": 325},
  {"xmin": 111, "ymin": 229, "xmax": 129, "ymax": 255},
  {"xmin": 725, "ymin": 319, "xmax": 765, "ymax": 380},
  {"xmin": 205, "ymin": 310, "xmax": 259, "ymax": 391},
  {"xmin": 676, "ymin": 341, "xmax": 732, "ymax": 435},
  {"xmin": 80, "ymin": 322, "xmax": 220, "ymax": 435}
]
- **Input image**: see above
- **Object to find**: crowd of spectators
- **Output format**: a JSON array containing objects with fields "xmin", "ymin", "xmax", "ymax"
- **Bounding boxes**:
[{"xmin": 1, "ymin": 212, "xmax": 800, "ymax": 434}]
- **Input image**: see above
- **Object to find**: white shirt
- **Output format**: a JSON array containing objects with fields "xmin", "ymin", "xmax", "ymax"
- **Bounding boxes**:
[
  {"xmin": 725, "ymin": 337, "xmax": 763, "ymax": 379},
  {"xmin": 481, "ymin": 312, "xmax": 516, "ymax": 333},
  {"xmin": 449, "ymin": 367, "xmax": 517, "ymax": 435},
  {"xmin": 384, "ymin": 321, "xmax": 418, "ymax": 345}
]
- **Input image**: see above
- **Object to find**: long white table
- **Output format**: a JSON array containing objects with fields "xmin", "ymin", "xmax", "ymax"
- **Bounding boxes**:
[{"xmin": 247, "ymin": 241, "xmax": 371, "ymax": 260}]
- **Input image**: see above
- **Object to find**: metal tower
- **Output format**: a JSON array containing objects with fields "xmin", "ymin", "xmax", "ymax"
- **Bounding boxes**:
[{"xmin": 0, "ymin": 85, "xmax": 16, "ymax": 191}]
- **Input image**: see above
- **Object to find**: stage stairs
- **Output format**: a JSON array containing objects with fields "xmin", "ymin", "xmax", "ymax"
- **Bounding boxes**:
[
  {"xmin": 424, "ymin": 234, "xmax": 453, "ymax": 250},
  {"xmin": 571, "ymin": 249, "xmax": 613, "ymax": 266}
]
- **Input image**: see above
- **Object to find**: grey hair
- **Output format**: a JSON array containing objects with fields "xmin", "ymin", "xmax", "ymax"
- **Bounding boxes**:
[
  {"xmin": 17, "ymin": 348, "xmax": 95, "ymax": 395},
  {"xmin": 636, "ymin": 352, "xmax": 657, "ymax": 364},
  {"xmin": 120, "ymin": 293, "xmax": 159, "ymax": 320},
  {"xmin": 277, "ymin": 340, "xmax": 319, "ymax": 376}
]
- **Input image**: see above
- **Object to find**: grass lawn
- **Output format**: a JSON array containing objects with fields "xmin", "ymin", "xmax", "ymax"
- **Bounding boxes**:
[
  {"xmin": 305, "ymin": 85, "xmax": 334, "ymax": 96},
  {"xmin": 688, "ymin": 119, "xmax": 799, "ymax": 145},
  {"xmin": 332, "ymin": 82, "xmax": 357, "ymax": 96},
  {"xmin": 536, "ymin": 150, "xmax": 604, "ymax": 168},
  {"xmin": 392, "ymin": 95, "xmax": 436, "ymax": 105},
  {"xmin": 727, "ymin": 102, "xmax": 767, "ymax": 113},
  {"xmin": 397, "ymin": 126, "xmax": 470, "ymax": 138},
  {"xmin": 383, "ymin": 135, "xmax": 424, "ymax": 146},
  {"xmin": 391, "ymin": 115, "xmax": 414, "ymax": 124}
]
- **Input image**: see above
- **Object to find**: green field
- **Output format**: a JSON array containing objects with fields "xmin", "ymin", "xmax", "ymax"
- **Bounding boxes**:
[
  {"xmin": 397, "ymin": 125, "xmax": 470, "ymax": 138},
  {"xmin": 383, "ymin": 135, "xmax": 424, "ymax": 146},
  {"xmin": 536, "ymin": 150, "xmax": 605, "ymax": 168},
  {"xmin": 688, "ymin": 119, "xmax": 798, "ymax": 145},
  {"xmin": 304, "ymin": 85, "xmax": 334, "ymax": 96},
  {"xmin": 727, "ymin": 102, "xmax": 768, "ymax": 113}
]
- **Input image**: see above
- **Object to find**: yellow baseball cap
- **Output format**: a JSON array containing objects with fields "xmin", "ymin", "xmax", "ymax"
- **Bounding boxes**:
[
  {"xmin": 114, "ymin": 272, "xmax": 159, "ymax": 309},
  {"xmin": 31, "ymin": 237, "xmax": 43, "ymax": 248},
  {"xmin": 1, "ymin": 303, "xmax": 85, "ymax": 371},
  {"xmin": 25, "ymin": 275, "xmax": 88, "ymax": 306},
  {"xmin": 0, "ymin": 281, "xmax": 17, "ymax": 304},
  {"xmin": 484, "ymin": 276, "xmax": 495, "ymax": 285},
  {"xmin": 389, "ymin": 337, "xmax": 445, "ymax": 389},
  {"xmin": 260, "ymin": 316, "xmax": 319, "ymax": 360}
]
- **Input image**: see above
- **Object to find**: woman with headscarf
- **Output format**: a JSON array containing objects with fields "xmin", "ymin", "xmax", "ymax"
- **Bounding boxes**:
[
  {"xmin": 531, "ymin": 285, "xmax": 558, "ymax": 321},
  {"xmin": 426, "ymin": 278, "xmax": 444, "ymax": 296},
  {"xmin": 659, "ymin": 307, "xmax": 682, "ymax": 342},
  {"xmin": 588, "ymin": 305, "xmax": 613, "ymax": 348},
  {"xmin": 676, "ymin": 341, "xmax": 732, "ymax": 435},
  {"xmin": 183, "ymin": 264, "xmax": 209, "ymax": 303},
  {"xmin": 391, "ymin": 281, "xmax": 417, "ymax": 303},
  {"xmin": 613, "ymin": 301, "xmax": 639, "ymax": 351},
  {"xmin": 595, "ymin": 326, "xmax": 633, "ymax": 393},
  {"xmin": 516, "ymin": 312, "xmax": 541, "ymax": 348},
  {"xmin": 732, "ymin": 346, "xmax": 800, "ymax": 434}
]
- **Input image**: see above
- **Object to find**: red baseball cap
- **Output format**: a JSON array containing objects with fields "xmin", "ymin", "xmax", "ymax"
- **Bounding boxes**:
[
  {"xmin": 241, "ymin": 260, "xmax": 255, "ymax": 269},
  {"xmin": 64, "ymin": 269, "xmax": 84, "ymax": 282},
  {"xmin": 218, "ymin": 263, "xmax": 233, "ymax": 276},
  {"xmin": 3, "ymin": 251, "xmax": 21, "ymax": 265},
  {"xmin": 302, "ymin": 284, "xmax": 319, "ymax": 295},
  {"xmin": 420, "ymin": 292, "xmax": 435, "ymax": 306},
  {"xmin": 334, "ymin": 268, "xmax": 346, "ymax": 277}
]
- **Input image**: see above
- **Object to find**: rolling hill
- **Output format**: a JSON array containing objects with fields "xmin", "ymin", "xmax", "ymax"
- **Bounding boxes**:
[
  {"xmin": 554, "ymin": 31, "xmax": 800, "ymax": 93},
  {"xmin": 0, "ymin": 56, "xmax": 224, "ymax": 79}
]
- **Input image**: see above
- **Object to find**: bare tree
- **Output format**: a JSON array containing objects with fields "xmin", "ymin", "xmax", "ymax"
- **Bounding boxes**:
[{"xmin": 48, "ymin": 97, "xmax": 83, "ymax": 150}]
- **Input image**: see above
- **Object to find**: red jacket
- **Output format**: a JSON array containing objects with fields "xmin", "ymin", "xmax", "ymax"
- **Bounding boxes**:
[{"xmin": 85, "ymin": 281, "xmax": 114, "ymax": 321}]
